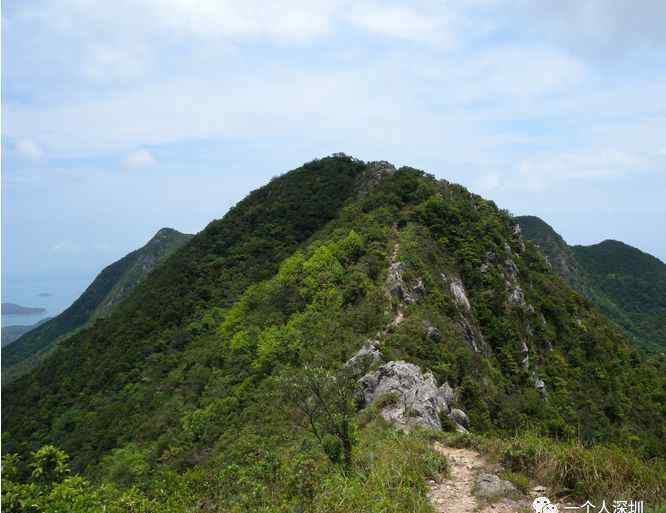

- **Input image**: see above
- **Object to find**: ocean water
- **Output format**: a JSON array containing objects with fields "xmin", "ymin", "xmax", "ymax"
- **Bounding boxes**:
[{"xmin": 1, "ymin": 275, "xmax": 92, "ymax": 328}]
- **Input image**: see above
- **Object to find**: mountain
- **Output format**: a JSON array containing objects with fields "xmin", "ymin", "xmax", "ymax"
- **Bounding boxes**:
[
  {"xmin": 1, "ymin": 228, "xmax": 193, "ymax": 384},
  {"xmin": 516, "ymin": 215, "xmax": 666, "ymax": 351},
  {"xmin": 1, "ymin": 318, "xmax": 51, "ymax": 348},
  {"xmin": 1, "ymin": 303, "xmax": 46, "ymax": 315},
  {"xmin": 3, "ymin": 156, "xmax": 665, "ymax": 512}
]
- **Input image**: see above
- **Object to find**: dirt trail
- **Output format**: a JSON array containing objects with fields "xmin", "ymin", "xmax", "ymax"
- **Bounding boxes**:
[
  {"xmin": 428, "ymin": 443, "xmax": 532, "ymax": 513},
  {"xmin": 428, "ymin": 444, "xmax": 484, "ymax": 513}
]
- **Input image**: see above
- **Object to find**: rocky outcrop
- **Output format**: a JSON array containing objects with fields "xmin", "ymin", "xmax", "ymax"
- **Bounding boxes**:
[
  {"xmin": 345, "ymin": 340, "xmax": 383, "ymax": 372},
  {"xmin": 387, "ymin": 261, "xmax": 425, "ymax": 306},
  {"xmin": 475, "ymin": 473, "xmax": 516, "ymax": 499},
  {"xmin": 449, "ymin": 277, "xmax": 472, "ymax": 312},
  {"xmin": 359, "ymin": 361, "xmax": 468, "ymax": 432}
]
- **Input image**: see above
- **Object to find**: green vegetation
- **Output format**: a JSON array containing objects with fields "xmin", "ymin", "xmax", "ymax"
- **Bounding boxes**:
[
  {"xmin": 448, "ymin": 431, "xmax": 666, "ymax": 505},
  {"xmin": 517, "ymin": 215, "xmax": 666, "ymax": 351},
  {"xmin": 3, "ymin": 157, "xmax": 665, "ymax": 512},
  {"xmin": 2, "ymin": 228, "xmax": 193, "ymax": 384}
]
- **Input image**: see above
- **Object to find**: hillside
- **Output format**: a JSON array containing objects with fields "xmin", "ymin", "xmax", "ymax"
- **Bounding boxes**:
[
  {"xmin": 3, "ymin": 157, "xmax": 665, "ymax": 512},
  {"xmin": 1, "ymin": 318, "xmax": 50, "ymax": 348},
  {"xmin": 516, "ymin": 215, "xmax": 666, "ymax": 350},
  {"xmin": 1, "ymin": 228, "xmax": 193, "ymax": 383},
  {"xmin": 1, "ymin": 303, "xmax": 46, "ymax": 315}
]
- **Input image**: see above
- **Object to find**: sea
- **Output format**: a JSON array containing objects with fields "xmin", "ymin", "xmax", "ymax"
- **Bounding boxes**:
[{"xmin": 1, "ymin": 275, "xmax": 92, "ymax": 328}]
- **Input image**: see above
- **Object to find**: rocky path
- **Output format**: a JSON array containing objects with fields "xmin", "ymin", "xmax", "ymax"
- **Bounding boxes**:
[
  {"xmin": 428, "ymin": 442, "xmax": 535, "ymax": 513},
  {"xmin": 428, "ymin": 443, "xmax": 483, "ymax": 513}
]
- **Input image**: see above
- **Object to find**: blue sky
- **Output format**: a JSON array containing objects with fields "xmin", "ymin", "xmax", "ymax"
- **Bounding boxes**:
[{"xmin": 2, "ymin": 0, "xmax": 666, "ymax": 311}]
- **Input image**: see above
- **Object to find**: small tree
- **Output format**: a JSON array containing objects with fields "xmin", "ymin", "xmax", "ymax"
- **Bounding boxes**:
[{"xmin": 281, "ymin": 365, "xmax": 359, "ymax": 469}]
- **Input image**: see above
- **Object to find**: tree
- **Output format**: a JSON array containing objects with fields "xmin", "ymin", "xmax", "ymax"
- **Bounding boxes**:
[{"xmin": 281, "ymin": 366, "xmax": 359, "ymax": 469}]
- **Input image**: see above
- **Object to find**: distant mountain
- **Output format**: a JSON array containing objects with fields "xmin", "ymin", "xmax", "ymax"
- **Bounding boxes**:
[
  {"xmin": 516, "ymin": 215, "xmax": 666, "ymax": 351},
  {"xmin": 1, "ymin": 228, "xmax": 193, "ymax": 383},
  {"xmin": 1, "ymin": 303, "xmax": 46, "ymax": 315},
  {"xmin": 1, "ymin": 318, "xmax": 51, "ymax": 347}
]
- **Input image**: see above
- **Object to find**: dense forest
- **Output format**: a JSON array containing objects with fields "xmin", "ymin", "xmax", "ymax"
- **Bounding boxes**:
[
  {"xmin": 3, "ymin": 156, "xmax": 665, "ymax": 512},
  {"xmin": 517, "ymin": 215, "xmax": 666, "ymax": 351}
]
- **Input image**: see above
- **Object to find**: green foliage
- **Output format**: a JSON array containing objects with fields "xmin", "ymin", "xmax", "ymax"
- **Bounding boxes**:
[
  {"xmin": 2, "ymin": 157, "xmax": 665, "ymax": 512},
  {"xmin": 517, "ymin": 215, "xmax": 666, "ymax": 351},
  {"xmin": 2, "ymin": 229, "xmax": 192, "ymax": 384}
]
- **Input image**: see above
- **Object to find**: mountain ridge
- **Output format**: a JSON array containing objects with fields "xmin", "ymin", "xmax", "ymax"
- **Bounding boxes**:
[
  {"xmin": 516, "ymin": 215, "xmax": 666, "ymax": 351},
  {"xmin": 3, "ymin": 156, "xmax": 665, "ymax": 511},
  {"xmin": 1, "ymin": 227, "xmax": 193, "ymax": 383}
]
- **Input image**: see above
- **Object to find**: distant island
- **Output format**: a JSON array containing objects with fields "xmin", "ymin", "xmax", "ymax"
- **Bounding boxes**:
[
  {"xmin": 1, "ymin": 302, "xmax": 47, "ymax": 316},
  {"xmin": 37, "ymin": 292, "xmax": 52, "ymax": 298}
]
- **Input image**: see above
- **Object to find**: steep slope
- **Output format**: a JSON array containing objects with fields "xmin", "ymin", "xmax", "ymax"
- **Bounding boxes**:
[
  {"xmin": 516, "ymin": 215, "xmax": 666, "ymax": 350},
  {"xmin": 1, "ymin": 228, "xmax": 193, "ymax": 383},
  {"xmin": 2, "ymin": 318, "xmax": 49, "ymax": 347},
  {"xmin": 3, "ymin": 159, "xmax": 665, "ymax": 512},
  {"xmin": 572, "ymin": 240, "xmax": 666, "ymax": 351},
  {"xmin": 1, "ymin": 318, "xmax": 50, "ymax": 347}
]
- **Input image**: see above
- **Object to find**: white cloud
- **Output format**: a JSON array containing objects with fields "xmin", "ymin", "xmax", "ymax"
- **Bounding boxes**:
[
  {"xmin": 474, "ymin": 173, "xmax": 502, "ymax": 193},
  {"xmin": 14, "ymin": 139, "xmax": 44, "ymax": 160},
  {"xmin": 348, "ymin": 3, "xmax": 449, "ymax": 45},
  {"xmin": 123, "ymin": 149, "xmax": 157, "ymax": 169},
  {"xmin": 516, "ymin": 150, "xmax": 653, "ymax": 191}
]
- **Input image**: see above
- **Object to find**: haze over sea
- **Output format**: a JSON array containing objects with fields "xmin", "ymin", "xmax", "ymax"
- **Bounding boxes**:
[{"xmin": 1, "ymin": 274, "xmax": 92, "ymax": 327}]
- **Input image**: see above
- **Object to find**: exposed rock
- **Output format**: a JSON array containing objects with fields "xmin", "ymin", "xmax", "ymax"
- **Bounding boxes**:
[
  {"xmin": 459, "ymin": 317, "xmax": 482, "ymax": 353},
  {"xmin": 413, "ymin": 278, "xmax": 426, "ymax": 299},
  {"xmin": 507, "ymin": 285, "xmax": 526, "ymax": 307},
  {"xmin": 521, "ymin": 341, "xmax": 530, "ymax": 369},
  {"xmin": 387, "ymin": 262, "xmax": 408, "ymax": 300},
  {"xmin": 475, "ymin": 473, "xmax": 516, "ymax": 499},
  {"xmin": 345, "ymin": 340, "xmax": 382, "ymax": 372},
  {"xmin": 439, "ymin": 382, "xmax": 456, "ymax": 404},
  {"xmin": 533, "ymin": 375, "xmax": 547, "ymax": 398},
  {"xmin": 386, "ymin": 261, "xmax": 422, "ymax": 305},
  {"xmin": 485, "ymin": 250, "xmax": 497, "ymax": 263},
  {"xmin": 505, "ymin": 259, "xmax": 520, "ymax": 282},
  {"xmin": 425, "ymin": 324, "xmax": 442, "ymax": 342},
  {"xmin": 449, "ymin": 408, "xmax": 469, "ymax": 428},
  {"xmin": 360, "ymin": 361, "xmax": 468, "ymax": 432},
  {"xmin": 450, "ymin": 278, "xmax": 471, "ymax": 312},
  {"xmin": 480, "ymin": 263, "xmax": 491, "ymax": 273},
  {"xmin": 513, "ymin": 224, "xmax": 522, "ymax": 236}
]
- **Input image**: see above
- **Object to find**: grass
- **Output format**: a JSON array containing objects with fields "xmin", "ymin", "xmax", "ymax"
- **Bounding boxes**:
[
  {"xmin": 303, "ymin": 421, "xmax": 448, "ymax": 513},
  {"xmin": 443, "ymin": 431, "xmax": 666, "ymax": 507}
]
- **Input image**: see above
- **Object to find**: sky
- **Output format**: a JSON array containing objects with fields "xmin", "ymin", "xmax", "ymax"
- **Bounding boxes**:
[{"xmin": 2, "ymin": 0, "xmax": 666, "ymax": 314}]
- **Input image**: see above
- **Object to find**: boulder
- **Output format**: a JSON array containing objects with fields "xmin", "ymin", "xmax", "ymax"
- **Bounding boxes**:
[
  {"xmin": 360, "ymin": 361, "xmax": 448, "ymax": 431},
  {"xmin": 475, "ymin": 473, "xmax": 516, "ymax": 499},
  {"xmin": 448, "ymin": 408, "xmax": 469, "ymax": 428}
]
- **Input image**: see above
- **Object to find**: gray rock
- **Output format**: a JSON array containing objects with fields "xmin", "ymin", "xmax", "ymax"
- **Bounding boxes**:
[
  {"xmin": 438, "ymin": 382, "xmax": 456, "ymax": 405},
  {"xmin": 505, "ymin": 259, "xmax": 520, "ymax": 282},
  {"xmin": 424, "ymin": 322, "xmax": 442, "ymax": 342},
  {"xmin": 387, "ymin": 262, "xmax": 422, "ymax": 305},
  {"xmin": 360, "ymin": 361, "xmax": 449, "ymax": 431},
  {"xmin": 345, "ymin": 340, "xmax": 382, "ymax": 372},
  {"xmin": 475, "ymin": 473, "xmax": 516, "ymax": 499},
  {"xmin": 507, "ymin": 285, "xmax": 526, "ymax": 307},
  {"xmin": 450, "ymin": 277, "xmax": 471, "ymax": 311},
  {"xmin": 449, "ymin": 408, "xmax": 469, "ymax": 428},
  {"xmin": 387, "ymin": 261, "xmax": 408, "ymax": 300}
]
